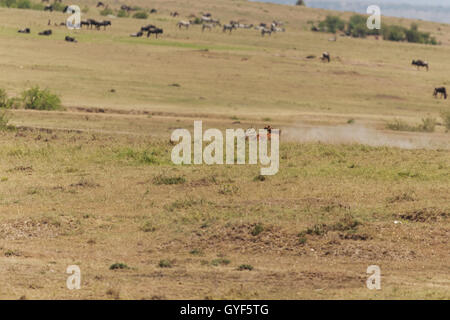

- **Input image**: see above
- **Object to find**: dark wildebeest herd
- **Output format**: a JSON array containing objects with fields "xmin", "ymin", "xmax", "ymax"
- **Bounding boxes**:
[{"xmin": 14, "ymin": 2, "xmax": 448, "ymax": 101}]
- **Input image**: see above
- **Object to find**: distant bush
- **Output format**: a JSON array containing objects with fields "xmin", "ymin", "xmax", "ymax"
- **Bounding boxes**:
[
  {"xmin": 117, "ymin": 9, "xmax": 129, "ymax": 18},
  {"xmin": 0, "ymin": 89, "xmax": 21, "ymax": 109},
  {"xmin": 318, "ymin": 15, "xmax": 345, "ymax": 33},
  {"xmin": 51, "ymin": 1, "xmax": 65, "ymax": 12},
  {"xmin": 132, "ymin": 11, "xmax": 148, "ymax": 19},
  {"xmin": 387, "ymin": 117, "xmax": 436, "ymax": 132},
  {"xmin": 0, "ymin": 0, "xmax": 30, "ymax": 9},
  {"xmin": 0, "ymin": 89, "xmax": 8, "ymax": 108},
  {"xmin": 418, "ymin": 117, "xmax": 436, "ymax": 132},
  {"xmin": 100, "ymin": 7, "xmax": 114, "ymax": 16},
  {"xmin": 16, "ymin": 0, "xmax": 31, "ymax": 9},
  {"xmin": 0, "ymin": 110, "xmax": 11, "ymax": 131},
  {"xmin": 441, "ymin": 111, "xmax": 450, "ymax": 131},
  {"xmin": 315, "ymin": 15, "xmax": 438, "ymax": 45},
  {"xmin": 21, "ymin": 86, "xmax": 63, "ymax": 111}
]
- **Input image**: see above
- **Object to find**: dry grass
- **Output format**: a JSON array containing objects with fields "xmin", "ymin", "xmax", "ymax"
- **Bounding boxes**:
[{"xmin": 0, "ymin": 0, "xmax": 448, "ymax": 299}]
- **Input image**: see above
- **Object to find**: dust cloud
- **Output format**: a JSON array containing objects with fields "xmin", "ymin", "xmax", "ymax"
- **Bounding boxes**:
[{"xmin": 283, "ymin": 124, "xmax": 450, "ymax": 150}]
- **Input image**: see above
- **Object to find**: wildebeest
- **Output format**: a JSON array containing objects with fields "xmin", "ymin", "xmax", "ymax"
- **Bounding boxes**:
[
  {"xmin": 44, "ymin": 5, "xmax": 53, "ymax": 12},
  {"xmin": 147, "ymin": 28, "xmax": 163, "ymax": 39},
  {"xmin": 170, "ymin": 12, "xmax": 179, "ymax": 17},
  {"xmin": 39, "ymin": 30, "xmax": 52, "ymax": 36},
  {"xmin": 223, "ymin": 24, "xmax": 236, "ymax": 33},
  {"xmin": 412, "ymin": 59, "xmax": 429, "ymax": 71},
  {"xmin": 150, "ymin": 8, "xmax": 157, "ymax": 14},
  {"xmin": 65, "ymin": 36, "xmax": 77, "ymax": 43},
  {"xmin": 141, "ymin": 24, "xmax": 157, "ymax": 32},
  {"xmin": 18, "ymin": 28, "xmax": 31, "ymax": 34},
  {"xmin": 433, "ymin": 87, "xmax": 447, "ymax": 99},
  {"xmin": 177, "ymin": 21, "xmax": 190, "ymax": 29},
  {"xmin": 261, "ymin": 28, "xmax": 272, "ymax": 37},
  {"xmin": 95, "ymin": 21, "xmax": 111, "ymax": 30},
  {"xmin": 96, "ymin": 1, "xmax": 104, "ymax": 7},
  {"xmin": 80, "ymin": 20, "xmax": 90, "ymax": 28},
  {"xmin": 202, "ymin": 23, "xmax": 214, "ymax": 32},
  {"xmin": 210, "ymin": 19, "xmax": 221, "ymax": 26},
  {"xmin": 321, "ymin": 52, "xmax": 331, "ymax": 63},
  {"xmin": 121, "ymin": 5, "xmax": 133, "ymax": 12}
]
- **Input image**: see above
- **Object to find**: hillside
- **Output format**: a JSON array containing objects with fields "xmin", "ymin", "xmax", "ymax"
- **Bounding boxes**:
[{"xmin": 0, "ymin": 0, "xmax": 448, "ymax": 300}]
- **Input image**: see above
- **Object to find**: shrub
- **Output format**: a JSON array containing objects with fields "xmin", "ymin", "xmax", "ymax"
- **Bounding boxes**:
[
  {"xmin": 0, "ymin": 89, "xmax": 8, "ymax": 108},
  {"xmin": 318, "ymin": 15, "xmax": 345, "ymax": 33},
  {"xmin": 153, "ymin": 174, "xmax": 185, "ymax": 185},
  {"xmin": 418, "ymin": 117, "xmax": 436, "ymax": 132},
  {"xmin": 211, "ymin": 258, "xmax": 230, "ymax": 266},
  {"xmin": 132, "ymin": 11, "xmax": 148, "ymax": 19},
  {"xmin": 158, "ymin": 260, "xmax": 172, "ymax": 268},
  {"xmin": 21, "ymin": 86, "xmax": 63, "ymax": 111},
  {"xmin": 440, "ymin": 111, "xmax": 450, "ymax": 131},
  {"xmin": 100, "ymin": 7, "xmax": 114, "ymax": 16},
  {"xmin": 0, "ymin": 110, "xmax": 12, "ymax": 131},
  {"xmin": 251, "ymin": 223, "xmax": 264, "ymax": 236},
  {"xmin": 117, "ymin": 10, "xmax": 129, "ymax": 18},
  {"xmin": 0, "ymin": 89, "xmax": 21, "ymax": 109},
  {"xmin": 238, "ymin": 264, "xmax": 253, "ymax": 271},
  {"xmin": 109, "ymin": 263, "xmax": 129, "ymax": 270},
  {"xmin": 16, "ymin": 0, "xmax": 30, "ymax": 9}
]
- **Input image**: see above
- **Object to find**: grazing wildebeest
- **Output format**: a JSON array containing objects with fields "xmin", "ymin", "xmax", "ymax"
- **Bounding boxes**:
[
  {"xmin": 141, "ymin": 24, "xmax": 157, "ymax": 32},
  {"xmin": 44, "ymin": 5, "xmax": 53, "ymax": 12},
  {"xmin": 210, "ymin": 19, "xmax": 221, "ymax": 26},
  {"xmin": 65, "ymin": 36, "xmax": 77, "ymax": 42},
  {"xmin": 433, "ymin": 87, "xmax": 447, "ymax": 99},
  {"xmin": 96, "ymin": 21, "xmax": 111, "ymax": 30},
  {"xmin": 80, "ymin": 20, "xmax": 90, "ymax": 28},
  {"xmin": 87, "ymin": 19, "xmax": 99, "ymax": 29},
  {"xmin": 202, "ymin": 16, "xmax": 212, "ymax": 23},
  {"xmin": 96, "ymin": 1, "xmax": 104, "ymax": 7},
  {"xmin": 223, "ymin": 24, "xmax": 236, "ymax": 33},
  {"xmin": 121, "ymin": 5, "xmax": 132, "ymax": 12},
  {"xmin": 39, "ymin": 30, "xmax": 52, "ymax": 36},
  {"xmin": 321, "ymin": 52, "xmax": 331, "ymax": 63},
  {"xmin": 18, "ymin": 28, "xmax": 31, "ymax": 34},
  {"xmin": 130, "ymin": 31, "xmax": 143, "ymax": 37},
  {"xmin": 177, "ymin": 21, "xmax": 190, "ymax": 29},
  {"xmin": 412, "ymin": 59, "xmax": 429, "ymax": 71},
  {"xmin": 271, "ymin": 25, "xmax": 285, "ymax": 33},
  {"xmin": 261, "ymin": 28, "xmax": 272, "ymax": 37},
  {"xmin": 150, "ymin": 8, "xmax": 157, "ymax": 14},
  {"xmin": 147, "ymin": 28, "xmax": 163, "ymax": 39},
  {"xmin": 202, "ymin": 23, "xmax": 214, "ymax": 32}
]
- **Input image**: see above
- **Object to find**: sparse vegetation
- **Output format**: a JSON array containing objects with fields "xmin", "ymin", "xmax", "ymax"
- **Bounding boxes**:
[
  {"xmin": 251, "ymin": 223, "xmax": 264, "ymax": 236},
  {"xmin": 238, "ymin": 264, "xmax": 254, "ymax": 271},
  {"xmin": 441, "ymin": 111, "xmax": 450, "ymax": 131},
  {"xmin": 153, "ymin": 174, "xmax": 185, "ymax": 185},
  {"xmin": 158, "ymin": 260, "xmax": 172, "ymax": 268},
  {"xmin": 386, "ymin": 118, "xmax": 436, "ymax": 132},
  {"xmin": 133, "ymin": 11, "xmax": 148, "ymax": 19},
  {"xmin": 21, "ymin": 86, "xmax": 63, "ymax": 111},
  {"xmin": 109, "ymin": 263, "xmax": 130, "ymax": 270}
]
